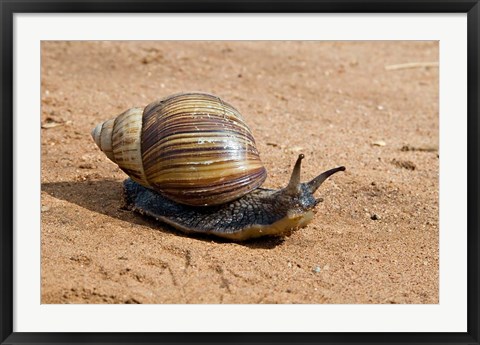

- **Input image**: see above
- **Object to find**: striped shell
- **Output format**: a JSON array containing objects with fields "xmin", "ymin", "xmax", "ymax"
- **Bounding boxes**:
[{"xmin": 91, "ymin": 92, "xmax": 267, "ymax": 206}]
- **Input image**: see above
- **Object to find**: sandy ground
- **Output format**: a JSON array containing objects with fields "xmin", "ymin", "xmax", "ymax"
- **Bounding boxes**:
[{"xmin": 41, "ymin": 41, "xmax": 438, "ymax": 304}]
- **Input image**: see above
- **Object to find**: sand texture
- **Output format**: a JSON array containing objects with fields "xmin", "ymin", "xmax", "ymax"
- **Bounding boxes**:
[{"xmin": 41, "ymin": 41, "xmax": 439, "ymax": 304}]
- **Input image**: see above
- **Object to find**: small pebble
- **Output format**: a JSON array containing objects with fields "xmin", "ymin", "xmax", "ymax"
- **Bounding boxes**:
[
  {"xmin": 377, "ymin": 105, "xmax": 384, "ymax": 110},
  {"xmin": 312, "ymin": 266, "xmax": 321, "ymax": 273},
  {"xmin": 371, "ymin": 214, "xmax": 380, "ymax": 221},
  {"xmin": 41, "ymin": 205, "xmax": 50, "ymax": 212},
  {"xmin": 287, "ymin": 146, "xmax": 304, "ymax": 153},
  {"xmin": 41, "ymin": 122, "xmax": 63, "ymax": 129},
  {"xmin": 372, "ymin": 140, "xmax": 386, "ymax": 147}
]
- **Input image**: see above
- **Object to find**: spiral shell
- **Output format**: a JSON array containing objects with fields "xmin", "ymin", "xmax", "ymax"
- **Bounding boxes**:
[{"xmin": 92, "ymin": 92, "xmax": 267, "ymax": 206}]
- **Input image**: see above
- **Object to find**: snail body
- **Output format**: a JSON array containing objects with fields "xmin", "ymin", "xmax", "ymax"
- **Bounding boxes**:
[{"xmin": 92, "ymin": 92, "xmax": 345, "ymax": 240}]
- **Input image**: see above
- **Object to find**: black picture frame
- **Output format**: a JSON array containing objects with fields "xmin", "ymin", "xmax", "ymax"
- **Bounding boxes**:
[{"xmin": 1, "ymin": 1, "xmax": 479, "ymax": 344}]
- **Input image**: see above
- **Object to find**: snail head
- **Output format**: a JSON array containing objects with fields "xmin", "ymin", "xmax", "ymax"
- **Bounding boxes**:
[{"xmin": 279, "ymin": 154, "xmax": 345, "ymax": 212}]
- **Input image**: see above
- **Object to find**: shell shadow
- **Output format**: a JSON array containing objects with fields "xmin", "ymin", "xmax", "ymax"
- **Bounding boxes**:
[{"xmin": 41, "ymin": 180, "xmax": 285, "ymax": 249}]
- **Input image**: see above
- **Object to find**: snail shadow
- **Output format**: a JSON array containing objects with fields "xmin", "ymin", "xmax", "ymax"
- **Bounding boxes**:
[{"xmin": 41, "ymin": 180, "xmax": 285, "ymax": 249}]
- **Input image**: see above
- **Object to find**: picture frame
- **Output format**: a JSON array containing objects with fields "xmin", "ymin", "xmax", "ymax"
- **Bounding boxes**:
[{"xmin": 1, "ymin": 1, "xmax": 479, "ymax": 344}]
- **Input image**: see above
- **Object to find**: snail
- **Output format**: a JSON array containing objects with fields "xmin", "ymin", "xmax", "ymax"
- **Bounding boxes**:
[{"xmin": 91, "ymin": 92, "xmax": 345, "ymax": 241}]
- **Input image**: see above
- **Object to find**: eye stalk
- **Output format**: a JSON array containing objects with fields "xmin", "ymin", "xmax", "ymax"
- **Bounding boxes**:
[
  {"xmin": 283, "ymin": 153, "xmax": 345, "ymax": 197},
  {"xmin": 284, "ymin": 154, "xmax": 305, "ymax": 195},
  {"xmin": 306, "ymin": 165, "xmax": 346, "ymax": 194}
]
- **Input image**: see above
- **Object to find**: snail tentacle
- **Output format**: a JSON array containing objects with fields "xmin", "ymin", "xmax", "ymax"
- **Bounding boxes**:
[
  {"xmin": 284, "ymin": 154, "xmax": 304, "ymax": 195},
  {"xmin": 306, "ymin": 166, "xmax": 346, "ymax": 194}
]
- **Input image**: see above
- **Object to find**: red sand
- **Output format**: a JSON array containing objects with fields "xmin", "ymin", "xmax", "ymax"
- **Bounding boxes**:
[{"xmin": 41, "ymin": 41, "xmax": 438, "ymax": 303}]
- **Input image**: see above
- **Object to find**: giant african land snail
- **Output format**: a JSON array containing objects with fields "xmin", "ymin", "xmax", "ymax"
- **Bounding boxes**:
[{"xmin": 92, "ymin": 92, "xmax": 345, "ymax": 240}]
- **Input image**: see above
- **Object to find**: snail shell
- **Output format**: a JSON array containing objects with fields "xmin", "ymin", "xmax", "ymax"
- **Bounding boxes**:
[{"xmin": 91, "ymin": 92, "xmax": 267, "ymax": 206}]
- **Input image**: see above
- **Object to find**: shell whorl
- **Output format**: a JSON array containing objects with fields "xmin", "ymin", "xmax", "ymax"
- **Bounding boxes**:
[
  {"xmin": 91, "ymin": 107, "xmax": 150, "ymax": 188},
  {"xmin": 92, "ymin": 92, "xmax": 267, "ymax": 206}
]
